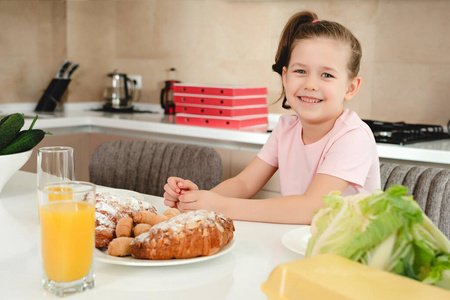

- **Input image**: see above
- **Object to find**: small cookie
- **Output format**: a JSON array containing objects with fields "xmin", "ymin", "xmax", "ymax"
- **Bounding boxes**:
[
  {"xmin": 133, "ymin": 211, "xmax": 157, "ymax": 225},
  {"xmin": 116, "ymin": 217, "xmax": 133, "ymax": 237},
  {"xmin": 149, "ymin": 214, "xmax": 169, "ymax": 226},
  {"xmin": 134, "ymin": 223, "xmax": 151, "ymax": 236},
  {"xmin": 164, "ymin": 208, "xmax": 181, "ymax": 219},
  {"xmin": 108, "ymin": 237, "xmax": 135, "ymax": 256}
]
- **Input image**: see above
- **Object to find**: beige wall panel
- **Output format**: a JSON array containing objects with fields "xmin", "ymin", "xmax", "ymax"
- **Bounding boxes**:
[
  {"xmin": 0, "ymin": 1, "xmax": 67, "ymax": 103},
  {"xmin": 375, "ymin": 0, "xmax": 450, "ymax": 64},
  {"xmin": 371, "ymin": 63, "xmax": 450, "ymax": 125},
  {"xmin": 1, "ymin": 0, "xmax": 449, "ymax": 126}
]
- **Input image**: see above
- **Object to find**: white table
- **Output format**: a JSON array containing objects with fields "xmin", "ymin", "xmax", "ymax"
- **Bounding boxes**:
[{"xmin": 0, "ymin": 171, "xmax": 303, "ymax": 299}]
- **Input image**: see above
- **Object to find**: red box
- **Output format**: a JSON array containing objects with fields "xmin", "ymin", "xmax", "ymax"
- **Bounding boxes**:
[
  {"xmin": 176, "ymin": 113, "xmax": 268, "ymax": 130},
  {"xmin": 174, "ymin": 94, "xmax": 267, "ymax": 107},
  {"xmin": 175, "ymin": 104, "xmax": 268, "ymax": 117},
  {"xmin": 173, "ymin": 83, "xmax": 267, "ymax": 97}
]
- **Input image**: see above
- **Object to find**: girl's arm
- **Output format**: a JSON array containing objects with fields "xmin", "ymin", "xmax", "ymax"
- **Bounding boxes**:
[
  {"xmin": 164, "ymin": 157, "xmax": 274, "ymax": 206},
  {"xmin": 214, "ymin": 173, "xmax": 348, "ymax": 224},
  {"xmin": 178, "ymin": 157, "xmax": 349, "ymax": 224}
]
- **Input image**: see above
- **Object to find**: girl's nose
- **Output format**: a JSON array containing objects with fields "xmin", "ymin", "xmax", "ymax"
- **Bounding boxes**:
[{"xmin": 304, "ymin": 76, "xmax": 319, "ymax": 91}]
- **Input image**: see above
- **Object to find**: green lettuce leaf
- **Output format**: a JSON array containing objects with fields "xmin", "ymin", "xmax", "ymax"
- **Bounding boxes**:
[{"xmin": 305, "ymin": 185, "xmax": 450, "ymax": 290}]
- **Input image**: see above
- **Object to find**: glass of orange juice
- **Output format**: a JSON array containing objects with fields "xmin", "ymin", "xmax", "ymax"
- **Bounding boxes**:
[
  {"xmin": 39, "ymin": 181, "xmax": 96, "ymax": 297},
  {"xmin": 37, "ymin": 147, "xmax": 75, "ymax": 215}
]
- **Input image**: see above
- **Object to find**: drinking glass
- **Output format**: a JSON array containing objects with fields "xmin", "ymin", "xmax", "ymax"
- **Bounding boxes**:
[
  {"xmin": 37, "ymin": 146, "xmax": 75, "ymax": 188},
  {"xmin": 39, "ymin": 181, "xmax": 96, "ymax": 296},
  {"xmin": 37, "ymin": 147, "xmax": 75, "ymax": 214}
]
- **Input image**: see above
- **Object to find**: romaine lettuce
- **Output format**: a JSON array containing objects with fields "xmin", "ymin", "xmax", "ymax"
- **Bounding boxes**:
[{"xmin": 305, "ymin": 185, "xmax": 450, "ymax": 290}]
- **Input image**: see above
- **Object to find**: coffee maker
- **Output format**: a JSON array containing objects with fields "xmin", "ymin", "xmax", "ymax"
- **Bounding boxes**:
[{"xmin": 160, "ymin": 68, "xmax": 180, "ymax": 115}]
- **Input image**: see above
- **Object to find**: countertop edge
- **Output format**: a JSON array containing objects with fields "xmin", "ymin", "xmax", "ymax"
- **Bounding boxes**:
[{"xmin": 1, "ymin": 102, "xmax": 449, "ymax": 165}]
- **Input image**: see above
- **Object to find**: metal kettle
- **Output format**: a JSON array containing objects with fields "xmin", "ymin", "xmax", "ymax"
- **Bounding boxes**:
[{"xmin": 104, "ymin": 70, "xmax": 136, "ymax": 109}]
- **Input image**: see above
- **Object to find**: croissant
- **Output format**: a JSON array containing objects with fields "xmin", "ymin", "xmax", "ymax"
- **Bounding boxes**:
[
  {"xmin": 95, "ymin": 192, "xmax": 157, "ymax": 248},
  {"xmin": 131, "ymin": 210, "xmax": 234, "ymax": 260}
]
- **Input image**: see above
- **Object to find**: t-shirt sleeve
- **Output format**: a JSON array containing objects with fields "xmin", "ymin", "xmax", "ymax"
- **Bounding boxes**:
[
  {"xmin": 317, "ymin": 128, "xmax": 375, "ymax": 187},
  {"xmin": 257, "ymin": 124, "xmax": 280, "ymax": 168}
]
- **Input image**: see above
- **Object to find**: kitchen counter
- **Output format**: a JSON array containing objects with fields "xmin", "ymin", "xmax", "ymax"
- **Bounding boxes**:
[
  {"xmin": 1, "ymin": 102, "xmax": 449, "ymax": 166},
  {"xmin": 0, "ymin": 171, "xmax": 302, "ymax": 299}
]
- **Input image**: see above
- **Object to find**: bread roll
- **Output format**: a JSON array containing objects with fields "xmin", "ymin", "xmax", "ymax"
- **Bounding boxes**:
[
  {"xmin": 131, "ymin": 210, "xmax": 234, "ymax": 260},
  {"xmin": 116, "ymin": 217, "xmax": 133, "ymax": 237},
  {"xmin": 108, "ymin": 237, "xmax": 135, "ymax": 256},
  {"xmin": 134, "ymin": 223, "xmax": 151, "ymax": 237},
  {"xmin": 163, "ymin": 208, "xmax": 181, "ymax": 219}
]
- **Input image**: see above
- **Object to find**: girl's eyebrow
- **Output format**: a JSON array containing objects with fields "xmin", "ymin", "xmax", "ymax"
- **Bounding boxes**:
[
  {"xmin": 322, "ymin": 66, "xmax": 339, "ymax": 74},
  {"xmin": 290, "ymin": 62, "xmax": 339, "ymax": 74}
]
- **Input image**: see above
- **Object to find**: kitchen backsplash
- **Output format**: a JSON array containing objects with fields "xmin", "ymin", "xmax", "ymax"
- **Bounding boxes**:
[{"xmin": 0, "ymin": 0, "xmax": 449, "ymax": 126}]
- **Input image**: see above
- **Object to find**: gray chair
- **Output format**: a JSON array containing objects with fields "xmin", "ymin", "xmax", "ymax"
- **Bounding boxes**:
[
  {"xmin": 380, "ymin": 162, "xmax": 450, "ymax": 239},
  {"xmin": 89, "ymin": 140, "xmax": 222, "ymax": 197}
]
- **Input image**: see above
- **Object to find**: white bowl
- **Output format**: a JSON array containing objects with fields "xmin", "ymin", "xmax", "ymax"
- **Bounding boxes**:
[{"xmin": 0, "ymin": 149, "xmax": 32, "ymax": 195}]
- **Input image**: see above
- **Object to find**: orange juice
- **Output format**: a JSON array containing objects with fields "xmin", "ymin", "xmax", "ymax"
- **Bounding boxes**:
[
  {"xmin": 38, "ymin": 187, "xmax": 73, "ymax": 217},
  {"xmin": 46, "ymin": 186, "xmax": 73, "ymax": 202},
  {"xmin": 40, "ymin": 201, "xmax": 95, "ymax": 283}
]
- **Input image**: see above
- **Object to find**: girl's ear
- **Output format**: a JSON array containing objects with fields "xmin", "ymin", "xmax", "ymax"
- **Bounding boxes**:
[
  {"xmin": 282, "ymin": 66, "xmax": 287, "ymax": 88},
  {"xmin": 344, "ymin": 76, "xmax": 361, "ymax": 101}
]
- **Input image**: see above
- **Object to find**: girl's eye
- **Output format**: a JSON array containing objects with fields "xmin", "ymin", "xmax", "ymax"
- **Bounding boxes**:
[
  {"xmin": 322, "ymin": 73, "xmax": 334, "ymax": 78},
  {"xmin": 294, "ymin": 69, "xmax": 306, "ymax": 74}
]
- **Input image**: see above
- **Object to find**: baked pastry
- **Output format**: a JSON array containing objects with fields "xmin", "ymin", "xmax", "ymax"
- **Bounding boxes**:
[
  {"xmin": 95, "ymin": 226, "xmax": 115, "ymax": 248},
  {"xmin": 95, "ymin": 192, "xmax": 157, "ymax": 248},
  {"xmin": 130, "ymin": 210, "xmax": 234, "ymax": 260}
]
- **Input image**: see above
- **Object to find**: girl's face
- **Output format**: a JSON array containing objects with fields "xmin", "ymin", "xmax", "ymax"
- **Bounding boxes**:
[{"xmin": 282, "ymin": 37, "xmax": 360, "ymax": 128}]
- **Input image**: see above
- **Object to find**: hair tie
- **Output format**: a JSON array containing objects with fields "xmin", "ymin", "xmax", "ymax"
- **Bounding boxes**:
[{"xmin": 312, "ymin": 19, "xmax": 319, "ymax": 23}]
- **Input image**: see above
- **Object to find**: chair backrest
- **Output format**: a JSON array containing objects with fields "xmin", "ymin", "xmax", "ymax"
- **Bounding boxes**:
[
  {"xmin": 89, "ymin": 140, "xmax": 222, "ymax": 197},
  {"xmin": 380, "ymin": 162, "xmax": 450, "ymax": 239}
]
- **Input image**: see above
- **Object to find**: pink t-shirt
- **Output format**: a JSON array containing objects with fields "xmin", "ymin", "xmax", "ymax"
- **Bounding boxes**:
[{"xmin": 257, "ymin": 109, "xmax": 380, "ymax": 196}]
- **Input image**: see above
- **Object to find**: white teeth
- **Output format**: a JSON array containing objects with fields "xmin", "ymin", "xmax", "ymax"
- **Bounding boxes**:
[{"xmin": 300, "ymin": 97, "xmax": 321, "ymax": 103}]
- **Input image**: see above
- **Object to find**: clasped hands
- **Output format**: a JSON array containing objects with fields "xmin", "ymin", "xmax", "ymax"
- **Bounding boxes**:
[{"xmin": 163, "ymin": 177, "xmax": 220, "ymax": 212}]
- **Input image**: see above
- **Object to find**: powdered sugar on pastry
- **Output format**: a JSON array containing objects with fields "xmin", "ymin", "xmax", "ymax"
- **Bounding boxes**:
[
  {"xmin": 95, "ymin": 192, "xmax": 157, "ymax": 229},
  {"xmin": 131, "ymin": 210, "xmax": 234, "ymax": 260},
  {"xmin": 95, "ymin": 192, "xmax": 157, "ymax": 248},
  {"xmin": 135, "ymin": 210, "xmax": 227, "ymax": 242}
]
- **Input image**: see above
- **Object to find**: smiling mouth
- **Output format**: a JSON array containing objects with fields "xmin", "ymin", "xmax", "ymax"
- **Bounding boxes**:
[{"xmin": 299, "ymin": 96, "xmax": 322, "ymax": 103}]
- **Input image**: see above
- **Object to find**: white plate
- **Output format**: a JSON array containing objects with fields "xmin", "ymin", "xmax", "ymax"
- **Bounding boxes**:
[
  {"xmin": 281, "ymin": 226, "xmax": 311, "ymax": 255},
  {"xmin": 95, "ymin": 238, "xmax": 236, "ymax": 267},
  {"xmin": 93, "ymin": 186, "xmax": 236, "ymax": 266}
]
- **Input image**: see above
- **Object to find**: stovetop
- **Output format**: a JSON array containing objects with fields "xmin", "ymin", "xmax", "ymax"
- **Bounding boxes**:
[
  {"xmin": 91, "ymin": 104, "xmax": 157, "ymax": 114},
  {"xmin": 363, "ymin": 120, "xmax": 450, "ymax": 145}
]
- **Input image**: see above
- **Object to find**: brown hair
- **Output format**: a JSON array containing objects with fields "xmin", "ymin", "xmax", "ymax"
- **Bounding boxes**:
[{"xmin": 272, "ymin": 11, "xmax": 362, "ymax": 109}]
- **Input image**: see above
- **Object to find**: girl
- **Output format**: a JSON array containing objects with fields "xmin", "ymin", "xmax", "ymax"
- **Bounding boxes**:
[{"xmin": 164, "ymin": 11, "xmax": 380, "ymax": 224}]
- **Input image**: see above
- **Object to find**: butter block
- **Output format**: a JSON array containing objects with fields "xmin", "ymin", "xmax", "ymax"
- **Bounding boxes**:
[{"xmin": 261, "ymin": 254, "xmax": 450, "ymax": 300}]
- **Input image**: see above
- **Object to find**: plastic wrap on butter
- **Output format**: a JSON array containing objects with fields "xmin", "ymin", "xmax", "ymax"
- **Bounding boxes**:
[{"xmin": 261, "ymin": 254, "xmax": 450, "ymax": 300}]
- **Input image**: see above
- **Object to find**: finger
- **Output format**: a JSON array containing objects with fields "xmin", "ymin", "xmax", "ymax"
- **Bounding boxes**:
[
  {"xmin": 164, "ymin": 183, "xmax": 180, "ymax": 198},
  {"xmin": 178, "ymin": 193, "xmax": 198, "ymax": 203},
  {"xmin": 163, "ymin": 191, "xmax": 178, "ymax": 203},
  {"xmin": 178, "ymin": 180, "xmax": 198, "ymax": 191},
  {"xmin": 177, "ymin": 200, "xmax": 199, "ymax": 211},
  {"xmin": 164, "ymin": 198, "xmax": 178, "ymax": 208},
  {"xmin": 167, "ymin": 177, "xmax": 183, "ymax": 193}
]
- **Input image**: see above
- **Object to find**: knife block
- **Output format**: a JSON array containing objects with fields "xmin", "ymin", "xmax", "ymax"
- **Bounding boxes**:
[{"xmin": 35, "ymin": 78, "xmax": 71, "ymax": 112}]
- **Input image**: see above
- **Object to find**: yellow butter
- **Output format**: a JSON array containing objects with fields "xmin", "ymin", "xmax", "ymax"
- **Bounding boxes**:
[{"xmin": 261, "ymin": 254, "xmax": 450, "ymax": 300}]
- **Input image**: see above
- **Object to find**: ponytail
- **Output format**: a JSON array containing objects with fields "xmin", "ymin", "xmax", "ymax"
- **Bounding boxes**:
[{"xmin": 272, "ymin": 11, "xmax": 317, "ymax": 76}]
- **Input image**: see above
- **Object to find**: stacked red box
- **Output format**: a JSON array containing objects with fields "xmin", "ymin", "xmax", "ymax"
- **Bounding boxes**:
[{"xmin": 174, "ymin": 83, "xmax": 268, "ymax": 130}]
